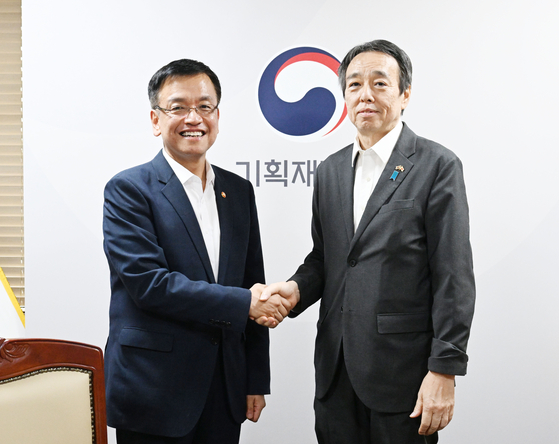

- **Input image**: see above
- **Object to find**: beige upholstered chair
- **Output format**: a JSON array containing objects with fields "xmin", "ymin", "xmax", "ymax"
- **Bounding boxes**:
[{"xmin": 0, "ymin": 337, "xmax": 108, "ymax": 444}]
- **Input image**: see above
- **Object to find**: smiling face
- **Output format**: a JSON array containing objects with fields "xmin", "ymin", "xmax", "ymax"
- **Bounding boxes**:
[
  {"xmin": 344, "ymin": 51, "xmax": 410, "ymax": 148},
  {"xmin": 150, "ymin": 74, "xmax": 219, "ymax": 173}
]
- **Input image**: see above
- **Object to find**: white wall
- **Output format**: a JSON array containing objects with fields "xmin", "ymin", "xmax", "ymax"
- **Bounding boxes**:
[{"xmin": 22, "ymin": 0, "xmax": 559, "ymax": 442}]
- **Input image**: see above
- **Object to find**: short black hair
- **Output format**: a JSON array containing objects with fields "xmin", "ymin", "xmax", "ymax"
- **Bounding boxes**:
[
  {"xmin": 338, "ymin": 40, "xmax": 412, "ymax": 96},
  {"xmin": 148, "ymin": 59, "xmax": 222, "ymax": 108}
]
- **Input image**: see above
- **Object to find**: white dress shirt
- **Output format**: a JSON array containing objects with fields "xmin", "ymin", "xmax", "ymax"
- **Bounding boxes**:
[
  {"xmin": 162, "ymin": 149, "xmax": 221, "ymax": 280},
  {"xmin": 352, "ymin": 121, "xmax": 404, "ymax": 232}
]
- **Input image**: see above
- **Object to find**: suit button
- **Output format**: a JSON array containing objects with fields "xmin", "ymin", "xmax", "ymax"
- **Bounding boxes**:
[
  {"xmin": 340, "ymin": 306, "xmax": 343, "ymax": 312},
  {"xmin": 226, "ymin": 322, "xmax": 231, "ymax": 328},
  {"xmin": 349, "ymin": 260, "xmax": 357, "ymax": 267}
]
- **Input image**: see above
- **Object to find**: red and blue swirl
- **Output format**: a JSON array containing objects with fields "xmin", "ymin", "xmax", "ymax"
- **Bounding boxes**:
[{"xmin": 258, "ymin": 47, "xmax": 347, "ymax": 140}]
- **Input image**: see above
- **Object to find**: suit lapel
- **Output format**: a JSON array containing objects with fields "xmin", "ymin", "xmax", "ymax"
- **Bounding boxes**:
[
  {"xmin": 213, "ymin": 168, "xmax": 232, "ymax": 286},
  {"xmin": 350, "ymin": 124, "xmax": 416, "ymax": 251},
  {"xmin": 152, "ymin": 151, "xmax": 216, "ymax": 283},
  {"xmin": 335, "ymin": 145, "xmax": 357, "ymax": 245}
]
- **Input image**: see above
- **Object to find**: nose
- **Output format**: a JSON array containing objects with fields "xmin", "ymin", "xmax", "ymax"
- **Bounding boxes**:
[
  {"xmin": 184, "ymin": 108, "xmax": 203, "ymax": 123},
  {"xmin": 360, "ymin": 83, "xmax": 375, "ymax": 102}
]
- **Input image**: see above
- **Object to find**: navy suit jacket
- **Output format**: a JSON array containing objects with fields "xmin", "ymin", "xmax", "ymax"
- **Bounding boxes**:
[
  {"xmin": 103, "ymin": 151, "xmax": 269, "ymax": 437},
  {"xmin": 291, "ymin": 124, "xmax": 475, "ymax": 412}
]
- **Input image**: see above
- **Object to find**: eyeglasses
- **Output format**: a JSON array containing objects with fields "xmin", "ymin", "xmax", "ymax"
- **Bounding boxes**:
[{"xmin": 153, "ymin": 104, "xmax": 218, "ymax": 117}]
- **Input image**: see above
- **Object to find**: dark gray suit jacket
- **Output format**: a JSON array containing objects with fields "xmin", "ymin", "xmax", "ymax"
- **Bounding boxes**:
[{"xmin": 291, "ymin": 123, "xmax": 475, "ymax": 412}]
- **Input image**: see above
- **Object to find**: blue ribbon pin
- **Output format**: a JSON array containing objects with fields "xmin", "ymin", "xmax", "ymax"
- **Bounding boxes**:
[{"xmin": 390, "ymin": 165, "xmax": 405, "ymax": 181}]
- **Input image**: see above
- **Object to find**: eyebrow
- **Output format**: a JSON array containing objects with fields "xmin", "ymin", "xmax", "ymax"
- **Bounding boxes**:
[
  {"xmin": 197, "ymin": 95, "xmax": 215, "ymax": 102},
  {"xmin": 346, "ymin": 70, "xmax": 390, "ymax": 81},
  {"xmin": 166, "ymin": 94, "xmax": 216, "ymax": 103}
]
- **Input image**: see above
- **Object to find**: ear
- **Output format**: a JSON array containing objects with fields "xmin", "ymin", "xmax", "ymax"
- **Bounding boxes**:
[
  {"xmin": 216, "ymin": 108, "xmax": 220, "ymax": 135},
  {"xmin": 401, "ymin": 85, "xmax": 411, "ymax": 111},
  {"xmin": 150, "ymin": 110, "xmax": 161, "ymax": 137}
]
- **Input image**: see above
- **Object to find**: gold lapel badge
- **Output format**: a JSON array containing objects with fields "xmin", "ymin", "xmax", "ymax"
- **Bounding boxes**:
[{"xmin": 221, "ymin": 192, "xmax": 226, "ymax": 198}]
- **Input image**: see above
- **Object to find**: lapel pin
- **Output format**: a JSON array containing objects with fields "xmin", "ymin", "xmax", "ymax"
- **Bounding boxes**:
[
  {"xmin": 390, "ymin": 165, "xmax": 405, "ymax": 181},
  {"xmin": 221, "ymin": 192, "xmax": 226, "ymax": 198}
]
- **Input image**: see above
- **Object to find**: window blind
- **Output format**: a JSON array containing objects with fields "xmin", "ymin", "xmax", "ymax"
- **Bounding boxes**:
[{"xmin": 0, "ymin": 0, "xmax": 24, "ymax": 308}]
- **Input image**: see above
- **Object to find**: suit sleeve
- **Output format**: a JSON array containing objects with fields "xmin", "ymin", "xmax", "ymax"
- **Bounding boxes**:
[
  {"xmin": 289, "ymin": 164, "xmax": 326, "ymax": 315},
  {"xmin": 103, "ymin": 174, "xmax": 251, "ymax": 332},
  {"xmin": 241, "ymin": 182, "xmax": 271, "ymax": 394},
  {"xmin": 425, "ymin": 156, "xmax": 475, "ymax": 375}
]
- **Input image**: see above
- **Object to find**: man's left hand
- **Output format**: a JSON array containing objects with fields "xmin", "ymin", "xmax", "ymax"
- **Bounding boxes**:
[
  {"xmin": 246, "ymin": 395, "xmax": 266, "ymax": 422},
  {"xmin": 410, "ymin": 371, "xmax": 455, "ymax": 435}
]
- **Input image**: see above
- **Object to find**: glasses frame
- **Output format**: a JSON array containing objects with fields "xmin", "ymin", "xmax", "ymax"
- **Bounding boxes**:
[{"xmin": 153, "ymin": 104, "xmax": 219, "ymax": 118}]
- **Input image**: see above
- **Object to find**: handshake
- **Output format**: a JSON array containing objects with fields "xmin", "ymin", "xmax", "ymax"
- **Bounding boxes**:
[{"xmin": 248, "ymin": 281, "xmax": 300, "ymax": 328}]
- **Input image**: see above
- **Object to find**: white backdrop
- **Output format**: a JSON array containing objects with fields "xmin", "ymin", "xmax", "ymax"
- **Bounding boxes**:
[{"xmin": 22, "ymin": 0, "xmax": 559, "ymax": 442}]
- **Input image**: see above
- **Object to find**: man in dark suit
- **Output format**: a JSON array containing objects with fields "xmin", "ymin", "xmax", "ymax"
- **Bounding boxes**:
[
  {"xmin": 103, "ymin": 59, "xmax": 290, "ymax": 444},
  {"xmin": 261, "ymin": 40, "xmax": 475, "ymax": 443}
]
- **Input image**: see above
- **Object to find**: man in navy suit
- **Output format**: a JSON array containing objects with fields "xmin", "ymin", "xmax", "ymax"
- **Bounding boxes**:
[
  {"xmin": 261, "ymin": 40, "xmax": 475, "ymax": 443},
  {"xmin": 103, "ymin": 59, "xmax": 290, "ymax": 444}
]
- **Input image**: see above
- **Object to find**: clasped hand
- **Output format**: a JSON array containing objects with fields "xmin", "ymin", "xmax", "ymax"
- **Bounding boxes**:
[{"xmin": 249, "ymin": 281, "xmax": 300, "ymax": 328}]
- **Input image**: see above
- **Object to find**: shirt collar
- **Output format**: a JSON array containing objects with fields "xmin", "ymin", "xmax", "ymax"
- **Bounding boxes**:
[
  {"xmin": 162, "ymin": 149, "xmax": 215, "ymax": 187},
  {"xmin": 352, "ymin": 121, "xmax": 404, "ymax": 166}
]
